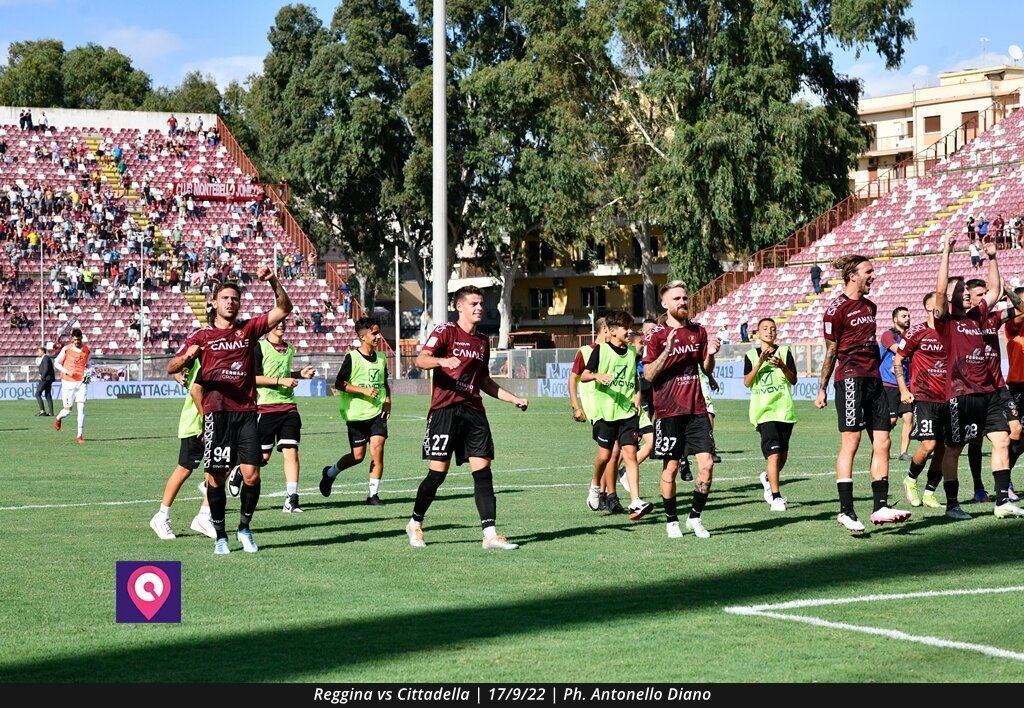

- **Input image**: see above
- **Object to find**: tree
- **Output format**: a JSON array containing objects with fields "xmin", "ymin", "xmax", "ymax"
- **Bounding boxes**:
[
  {"xmin": 141, "ymin": 72, "xmax": 223, "ymax": 113},
  {"xmin": 61, "ymin": 44, "xmax": 151, "ymax": 110},
  {"xmin": 586, "ymin": 0, "xmax": 914, "ymax": 290},
  {"xmin": 0, "ymin": 40, "xmax": 65, "ymax": 107}
]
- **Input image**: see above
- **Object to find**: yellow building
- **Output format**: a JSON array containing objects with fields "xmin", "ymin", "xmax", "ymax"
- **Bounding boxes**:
[{"xmin": 855, "ymin": 65, "xmax": 1024, "ymax": 191}]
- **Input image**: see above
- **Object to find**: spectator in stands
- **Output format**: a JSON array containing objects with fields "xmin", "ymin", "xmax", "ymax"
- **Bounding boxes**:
[
  {"xmin": 1015, "ymin": 215, "xmax": 1024, "ymax": 249},
  {"xmin": 125, "ymin": 262, "xmax": 139, "ymax": 288},
  {"xmin": 160, "ymin": 317, "xmax": 172, "ymax": 340},
  {"xmin": 0, "ymin": 139, "xmax": 11, "ymax": 163},
  {"xmin": 978, "ymin": 214, "xmax": 989, "ymax": 241},
  {"xmin": 994, "ymin": 214, "xmax": 1006, "ymax": 248},
  {"xmin": 283, "ymin": 253, "xmax": 295, "ymax": 279},
  {"xmin": 167, "ymin": 115, "xmax": 178, "ymax": 136},
  {"xmin": 341, "ymin": 291, "xmax": 352, "ymax": 317},
  {"xmin": 739, "ymin": 321, "xmax": 749, "ymax": 343},
  {"xmin": 967, "ymin": 215, "xmax": 976, "ymax": 242},
  {"xmin": 312, "ymin": 309, "xmax": 324, "ymax": 334},
  {"xmin": 970, "ymin": 240, "xmax": 982, "ymax": 269},
  {"xmin": 810, "ymin": 263, "xmax": 823, "ymax": 294},
  {"xmin": 1, "ymin": 296, "xmax": 10, "ymax": 316}
]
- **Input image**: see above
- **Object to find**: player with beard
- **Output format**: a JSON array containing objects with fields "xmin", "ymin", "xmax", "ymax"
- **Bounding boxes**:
[
  {"xmin": 894, "ymin": 293, "xmax": 955, "ymax": 514},
  {"xmin": 1003, "ymin": 286, "xmax": 1024, "ymax": 488},
  {"xmin": 642, "ymin": 281, "xmax": 721, "ymax": 539},
  {"xmin": 816, "ymin": 255, "xmax": 910, "ymax": 533},
  {"xmin": 879, "ymin": 307, "xmax": 913, "ymax": 461},
  {"xmin": 406, "ymin": 285, "xmax": 528, "ymax": 550},
  {"xmin": 933, "ymin": 235, "xmax": 1023, "ymax": 519},
  {"xmin": 166, "ymin": 268, "xmax": 293, "ymax": 554}
]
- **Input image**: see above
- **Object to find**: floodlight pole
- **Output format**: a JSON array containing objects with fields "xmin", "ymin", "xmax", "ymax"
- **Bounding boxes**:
[
  {"xmin": 431, "ymin": 0, "xmax": 448, "ymax": 328},
  {"xmin": 394, "ymin": 243, "xmax": 401, "ymax": 379}
]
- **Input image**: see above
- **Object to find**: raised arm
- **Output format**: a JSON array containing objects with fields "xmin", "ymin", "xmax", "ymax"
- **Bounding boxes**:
[
  {"xmin": 984, "ymin": 241, "xmax": 1001, "ymax": 308},
  {"xmin": 256, "ymin": 265, "xmax": 293, "ymax": 328},
  {"xmin": 935, "ymin": 234, "xmax": 954, "ymax": 318},
  {"xmin": 53, "ymin": 347, "xmax": 67, "ymax": 376}
]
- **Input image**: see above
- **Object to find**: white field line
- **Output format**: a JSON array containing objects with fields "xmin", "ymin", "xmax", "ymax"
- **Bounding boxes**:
[
  {"xmin": 0, "ymin": 466, "xmax": 866, "ymax": 513},
  {"xmin": 725, "ymin": 586, "xmax": 1024, "ymax": 662}
]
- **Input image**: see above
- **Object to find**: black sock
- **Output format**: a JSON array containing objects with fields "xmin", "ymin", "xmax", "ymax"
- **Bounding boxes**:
[
  {"xmin": 1011, "ymin": 439, "xmax": 1024, "ymax": 470},
  {"xmin": 994, "ymin": 468, "xmax": 1012, "ymax": 505},
  {"xmin": 663, "ymin": 495, "xmax": 678, "ymax": 523},
  {"xmin": 772, "ymin": 491, "xmax": 782, "ymax": 500},
  {"xmin": 207, "ymin": 483, "xmax": 228, "ymax": 540},
  {"xmin": 412, "ymin": 470, "xmax": 445, "ymax": 522},
  {"xmin": 907, "ymin": 459, "xmax": 926, "ymax": 480},
  {"xmin": 238, "ymin": 480, "xmax": 260, "ymax": 530},
  {"xmin": 925, "ymin": 466, "xmax": 943, "ymax": 492},
  {"xmin": 968, "ymin": 441, "xmax": 984, "ymax": 491},
  {"xmin": 871, "ymin": 479, "xmax": 889, "ymax": 512},
  {"xmin": 689, "ymin": 490, "xmax": 709, "ymax": 518},
  {"xmin": 837, "ymin": 480, "xmax": 855, "ymax": 517},
  {"xmin": 944, "ymin": 479, "xmax": 960, "ymax": 509},
  {"xmin": 472, "ymin": 467, "xmax": 497, "ymax": 529}
]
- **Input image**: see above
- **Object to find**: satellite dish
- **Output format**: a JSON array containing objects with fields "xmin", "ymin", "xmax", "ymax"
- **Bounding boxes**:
[{"xmin": 1010, "ymin": 44, "xmax": 1023, "ymax": 63}]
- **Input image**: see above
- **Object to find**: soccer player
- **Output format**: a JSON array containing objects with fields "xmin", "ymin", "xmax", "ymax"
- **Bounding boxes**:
[
  {"xmin": 150, "ymin": 361, "xmax": 215, "ymax": 539},
  {"xmin": 700, "ymin": 370, "xmax": 723, "ymax": 464},
  {"xmin": 642, "ymin": 281, "xmax": 721, "ymax": 539},
  {"xmin": 933, "ymin": 235, "xmax": 1023, "ymax": 519},
  {"xmin": 816, "ymin": 255, "xmax": 910, "ymax": 533},
  {"xmin": 320, "ymin": 317, "xmax": 392, "ymax": 505},
  {"xmin": 253, "ymin": 319, "xmax": 316, "ymax": 512},
  {"xmin": 743, "ymin": 317, "xmax": 796, "ymax": 511},
  {"xmin": 894, "ymin": 293, "xmax": 951, "ymax": 513},
  {"xmin": 879, "ymin": 306, "xmax": 913, "ymax": 461},
  {"xmin": 53, "ymin": 328, "xmax": 91, "ymax": 443},
  {"xmin": 580, "ymin": 310, "xmax": 655, "ymax": 521},
  {"xmin": 406, "ymin": 285, "xmax": 528, "ymax": 550},
  {"xmin": 1003, "ymin": 285, "xmax": 1024, "ymax": 477},
  {"xmin": 166, "ymin": 268, "xmax": 292, "ymax": 555}
]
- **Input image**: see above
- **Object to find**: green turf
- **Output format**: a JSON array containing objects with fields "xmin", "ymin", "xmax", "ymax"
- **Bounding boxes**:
[{"xmin": 1, "ymin": 396, "xmax": 1023, "ymax": 682}]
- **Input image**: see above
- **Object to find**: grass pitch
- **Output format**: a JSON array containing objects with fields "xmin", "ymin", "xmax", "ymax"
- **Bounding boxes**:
[{"xmin": 1, "ymin": 396, "xmax": 1023, "ymax": 682}]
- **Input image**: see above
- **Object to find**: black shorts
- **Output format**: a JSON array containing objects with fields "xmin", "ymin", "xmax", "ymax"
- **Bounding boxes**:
[
  {"xmin": 945, "ymin": 391, "xmax": 1010, "ymax": 446},
  {"xmin": 347, "ymin": 413, "xmax": 389, "ymax": 448},
  {"xmin": 202, "ymin": 411, "xmax": 261, "ymax": 472},
  {"xmin": 883, "ymin": 386, "xmax": 913, "ymax": 418},
  {"xmin": 834, "ymin": 377, "xmax": 890, "ymax": 432},
  {"xmin": 756, "ymin": 421, "xmax": 795, "ymax": 459},
  {"xmin": 652, "ymin": 414, "xmax": 714, "ymax": 460},
  {"xmin": 998, "ymin": 387, "xmax": 1021, "ymax": 424},
  {"xmin": 258, "ymin": 409, "xmax": 302, "ymax": 456},
  {"xmin": 177, "ymin": 434, "xmax": 204, "ymax": 471},
  {"xmin": 422, "ymin": 405, "xmax": 495, "ymax": 466},
  {"xmin": 592, "ymin": 415, "xmax": 640, "ymax": 450},
  {"xmin": 911, "ymin": 400, "xmax": 947, "ymax": 441}
]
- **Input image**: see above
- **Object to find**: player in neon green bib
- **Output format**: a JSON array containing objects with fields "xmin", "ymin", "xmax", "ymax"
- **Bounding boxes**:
[
  {"xmin": 580, "ymin": 310, "xmax": 655, "ymax": 520},
  {"xmin": 150, "ymin": 358, "xmax": 215, "ymax": 540},
  {"xmin": 743, "ymin": 317, "xmax": 797, "ymax": 512},
  {"xmin": 321, "ymin": 317, "xmax": 392, "ymax": 504},
  {"xmin": 252, "ymin": 319, "xmax": 316, "ymax": 512}
]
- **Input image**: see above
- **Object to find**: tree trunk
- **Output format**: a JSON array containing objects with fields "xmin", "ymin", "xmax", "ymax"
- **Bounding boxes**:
[
  {"xmin": 355, "ymin": 272, "xmax": 374, "ymax": 315},
  {"xmin": 497, "ymin": 259, "xmax": 516, "ymax": 350},
  {"xmin": 632, "ymin": 221, "xmax": 658, "ymax": 317}
]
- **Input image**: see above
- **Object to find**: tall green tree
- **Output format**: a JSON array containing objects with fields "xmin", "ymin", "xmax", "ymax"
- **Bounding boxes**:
[
  {"xmin": 61, "ymin": 44, "xmax": 151, "ymax": 109},
  {"xmin": 0, "ymin": 40, "xmax": 65, "ymax": 107},
  {"xmin": 141, "ymin": 72, "xmax": 223, "ymax": 114}
]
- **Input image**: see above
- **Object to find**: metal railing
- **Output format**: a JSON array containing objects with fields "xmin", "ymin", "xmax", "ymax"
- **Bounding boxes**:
[{"xmin": 691, "ymin": 100, "xmax": 1015, "ymax": 315}]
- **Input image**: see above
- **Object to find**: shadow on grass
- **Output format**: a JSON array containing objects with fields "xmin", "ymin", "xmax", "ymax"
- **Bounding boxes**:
[{"xmin": 6, "ymin": 522, "xmax": 1024, "ymax": 681}]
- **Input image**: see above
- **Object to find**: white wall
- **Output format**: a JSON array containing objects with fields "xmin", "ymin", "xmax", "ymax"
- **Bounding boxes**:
[{"xmin": 0, "ymin": 107, "xmax": 217, "ymax": 133}]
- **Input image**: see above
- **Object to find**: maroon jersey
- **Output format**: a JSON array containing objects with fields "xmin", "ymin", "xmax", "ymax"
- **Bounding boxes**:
[
  {"xmin": 422, "ymin": 322, "xmax": 489, "ymax": 411},
  {"xmin": 181, "ymin": 313, "xmax": 271, "ymax": 413},
  {"xmin": 822, "ymin": 293, "xmax": 880, "ymax": 380},
  {"xmin": 897, "ymin": 324, "xmax": 947, "ymax": 403},
  {"xmin": 934, "ymin": 300, "xmax": 999, "ymax": 398},
  {"xmin": 641, "ymin": 322, "xmax": 708, "ymax": 417}
]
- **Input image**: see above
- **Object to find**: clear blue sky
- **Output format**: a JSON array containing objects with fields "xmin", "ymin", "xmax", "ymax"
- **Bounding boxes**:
[{"xmin": 0, "ymin": 0, "xmax": 1022, "ymax": 96}]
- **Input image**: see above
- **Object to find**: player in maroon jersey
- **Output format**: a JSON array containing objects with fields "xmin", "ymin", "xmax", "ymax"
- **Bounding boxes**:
[
  {"xmin": 166, "ymin": 266, "xmax": 293, "ymax": 554},
  {"xmin": 642, "ymin": 281, "xmax": 721, "ymax": 539},
  {"xmin": 933, "ymin": 235, "xmax": 1023, "ymax": 518},
  {"xmin": 816, "ymin": 255, "xmax": 910, "ymax": 533},
  {"xmin": 894, "ymin": 292, "xmax": 954, "ymax": 513},
  {"xmin": 406, "ymin": 285, "xmax": 528, "ymax": 550}
]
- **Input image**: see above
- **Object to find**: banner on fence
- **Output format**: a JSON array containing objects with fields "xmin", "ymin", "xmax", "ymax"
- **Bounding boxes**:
[
  {"xmin": 172, "ymin": 182, "xmax": 263, "ymax": 201},
  {"xmin": 0, "ymin": 378, "xmax": 331, "ymax": 402}
]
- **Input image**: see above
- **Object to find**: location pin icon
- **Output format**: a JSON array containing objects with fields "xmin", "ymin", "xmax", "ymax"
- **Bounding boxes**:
[{"xmin": 126, "ymin": 566, "xmax": 172, "ymax": 620}]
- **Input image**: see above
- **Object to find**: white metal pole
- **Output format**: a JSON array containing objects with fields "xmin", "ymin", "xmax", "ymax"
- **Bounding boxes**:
[
  {"xmin": 393, "ymin": 244, "xmax": 401, "ymax": 379},
  {"xmin": 431, "ymin": 0, "xmax": 448, "ymax": 328},
  {"xmin": 139, "ymin": 249, "xmax": 145, "ymax": 380}
]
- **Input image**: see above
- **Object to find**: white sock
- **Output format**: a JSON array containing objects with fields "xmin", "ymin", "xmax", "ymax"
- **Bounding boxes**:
[
  {"xmin": 76, "ymin": 402, "xmax": 85, "ymax": 435},
  {"xmin": 368, "ymin": 477, "xmax": 380, "ymax": 496},
  {"xmin": 483, "ymin": 526, "xmax": 497, "ymax": 540},
  {"xmin": 408, "ymin": 518, "xmax": 421, "ymax": 529},
  {"xmin": 326, "ymin": 464, "xmax": 340, "ymax": 479},
  {"xmin": 286, "ymin": 482, "xmax": 298, "ymax": 496},
  {"xmin": 56, "ymin": 407, "xmax": 70, "ymax": 421},
  {"xmin": 158, "ymin": 504, "xmax": 170, "ymax": 518},
  {"xmin": 590, "ymin": 484, "xmax": 601, "ymax": 492}
]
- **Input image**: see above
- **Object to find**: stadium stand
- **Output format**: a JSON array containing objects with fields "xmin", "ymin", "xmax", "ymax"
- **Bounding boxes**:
[
  {"xmin": 697, "ymin": 103, "xmax": 1024, "ymax": 345},
  {"xmin": 0, "ymin": 109, "xmax": 363, "ymax": 358}
]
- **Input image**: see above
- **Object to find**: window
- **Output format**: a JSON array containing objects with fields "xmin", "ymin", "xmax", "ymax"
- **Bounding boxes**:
[
  {"xmin": 526, "ymin": 241, "xmax": 552, "ymax": 269},
  {"xmin": 593, "ymin": 243, "xmax": 606, "ymax": 262},
  {"xmin": 906, "ymin": 120, "xmax": 914, "ymax": 138},
  {"xmin": 580, "ymin": 286, "xmax": 606, "ymax": 311},
  {"xmin": 924, "ymin": 115, "xmax": 941, "ymax": 133},
  {"xmin": 631, "ymin": 283, "xmax": 644, "ymax": 317},
  {"xmin": 528, "ymin": 288, "xmax": 553, "ymax": 319}
]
